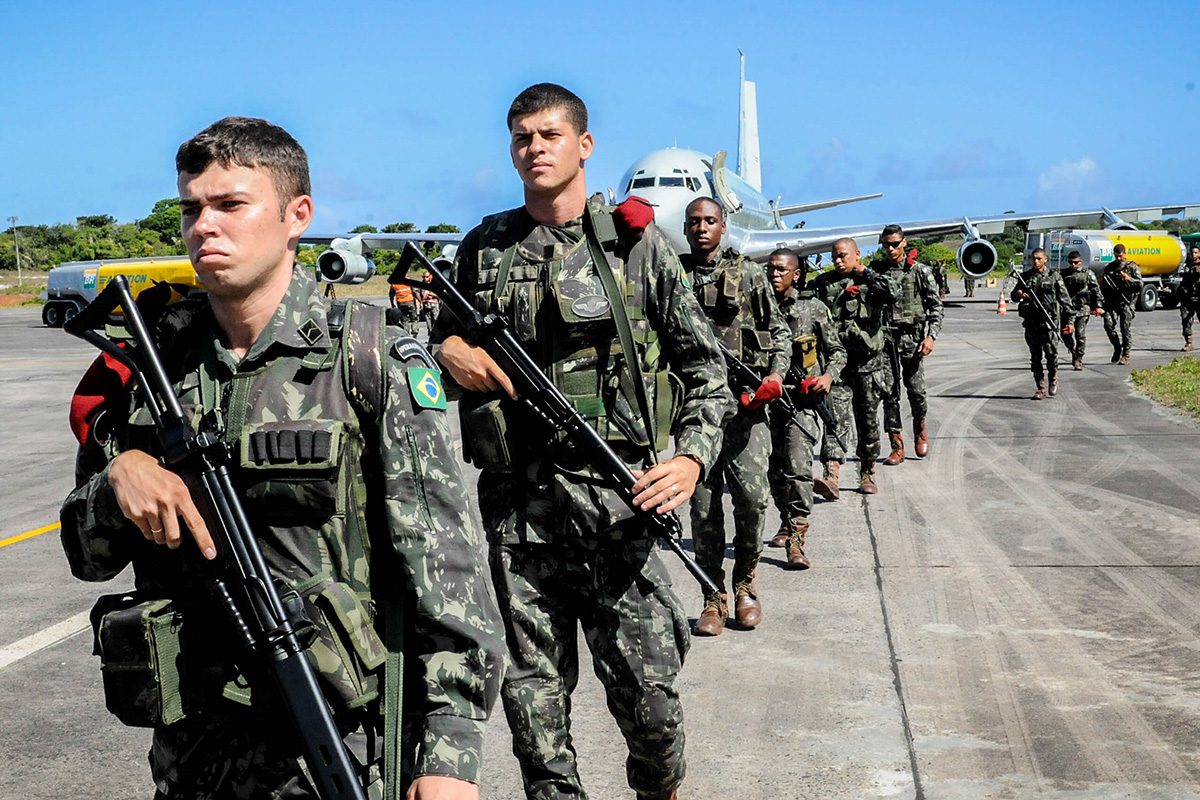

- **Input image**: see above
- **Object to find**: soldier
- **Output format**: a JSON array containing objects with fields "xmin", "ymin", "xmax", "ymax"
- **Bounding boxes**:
[
  {"xmin": 1011, "ymin": 248, "xmax": 1075, "ymax": 399},
  {"xmin": 874, "ymin": 226, "xmax": 943, "ymax": 464},
  {"xmin": 1178, "ymin": 243, "xmax": 1200, "ymax": 351},
  {"xmin": 964, "ymin": 274, "xmax": 976, "ymax": 297},
  {"xmin": 1100, "ymin": 242, "xmax": 1143, "ymax": 364},
  {"xmin": 813, "ymin": 377, "xmax": 853, "ymax": 501},
  {"xmin": 763, "ymin": 248, "xmax": 845, "ymax": 569},
  {"xmin": 679, "ymin": 196, "xmax": 790, "ymax": 635},
  {"xmin": 389, "ymin": 279, "xmax": 422, "ymax": 335},
  {"xmin": 59, "ymin": 117, "xmax": 505, "ymax": 799},
  {"xmin": 811, "ymin": 238, "xmax": 896, "ymax": 494},
  {"xmin": 932, "ymin": 261, "xmax": 950, "ymax": 298},
  {"xmin": 430, "ymin": 84, "xmax": 733, "ymax": 800},
  {"xmin": 1060, "ymin": 249, "xmax": 1104, "ymax": 370}
]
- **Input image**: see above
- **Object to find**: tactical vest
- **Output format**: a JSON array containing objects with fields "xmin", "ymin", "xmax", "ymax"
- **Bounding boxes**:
[
  {"xmin": 690, "ymin": 249, "xmax": 775, "ymax": 370},
  {"xmin": 881, "ymin": 263, "xmax": 927, "ymax": 326},
  {"xmin": 815, "ymin": 271, "xmax": 886, "ymax": 359},
  {"xmin": 1018, "ymin": 269, "xmax": 1063, "ymax": 321},
  {"xmin": 1060, "ymin": 267, "xmax": 1093, "ymax": 305},
  {"xmin": 777, "ymin": 292, "xmax": 819, "ymax": 376},
  {"xmin": 458, "ymin": 204, "xmax": 678, "ymax": 473}
]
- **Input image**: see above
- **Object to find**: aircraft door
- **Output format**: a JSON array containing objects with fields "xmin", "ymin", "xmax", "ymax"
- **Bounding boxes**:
[{"xmin": 711, "ymin": 151, "xmax": 743, "ymax": 215}]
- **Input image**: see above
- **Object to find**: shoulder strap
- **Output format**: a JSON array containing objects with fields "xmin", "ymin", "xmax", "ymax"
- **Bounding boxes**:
[{"xmin": 584, "ymin": 204, "xmax": 659, "ymax": 459}]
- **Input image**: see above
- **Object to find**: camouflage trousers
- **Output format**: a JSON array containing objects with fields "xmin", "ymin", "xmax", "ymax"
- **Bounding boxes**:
[
  {"xmin": 768, "ymin": 405, "xmax": 818, "ymax": 525},
  {"xmin": 690, "ymin": 408, "xmax": 771, "ymax": 584},
  {"xmin": 393, "ymin": 302, "xmax": 420, "ymax": 336},
  {"xmin": 148, "ymin": 705, "xmax": 383, "ymax": 799},
  {"xmin": 1103, "ymin": 304, "xmax": 1136, "ymax": 356},
  {"xmin": 883, "ymin": 332, "xmax": 928, "ymax": 433},
  {"xmin": 1182, "ymin": 303, "xmax": 1199, "ymax": 340},
  {"xmin": 820, "ymin": 382, "xmax": 853, "ymax": 464},
  {"xmin": 1062, "ymin": 314, "xmax": 1092, "ymax": 360},
  {"xmin": 847, "ymin": 367, "xmax": 891, "ymax": 476},
  {"xmin": 479, "ymin": 469, "xmax": 689, "ymax": 800},
  {"xmin": 1023, "ymin": 324, "xmax": 1059, "ymax": 383}
]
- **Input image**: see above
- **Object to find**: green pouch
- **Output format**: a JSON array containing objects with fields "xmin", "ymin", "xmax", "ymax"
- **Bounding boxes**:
[
  {"xmin": 458, "ymin": 393, "xmax": 518, "ymax": 472},
  {"xmin": 91, "ymin": 593, "xmax": 186, "ymax": 728},
  {"xmin": 297, "ymin": 577, "xmax": 387, "ymax": 712}
]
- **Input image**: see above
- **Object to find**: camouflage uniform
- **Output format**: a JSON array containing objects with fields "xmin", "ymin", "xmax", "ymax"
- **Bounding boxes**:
[
  {"xmin": 60, "ymin": 266, "xmax": 505, "ymax": 798},
  {"xmin": 1060, "ymin": 264, "xmax": 1101, "ymax": 363},
  {"xmin": 1100, "ymin": 260, "xmax": 1143, "ymax": 359},
  {"xmin": 818, "ymin": 382, "xmax": 853, "ymax": 464},
  {"xmin": 768, "ymin": 286, "xmax": 846, "ymax": 530},
  {"xmin": 1014, "ymin": 266, "xmax": 1074, "ymax": 386},
  {"xmin": 431, "ymin": 205, "xmax": 733, "ymax": 800},
  {"xmin": 931, "ymin": 262, "xmax": 950, "ymax": 297},
  {"xmin": 963, "ymin": 276, "xmax": 975, "ymax": 297},
  {"xmin": 811, "ymin": 268, "xmax": 896, "ymax": 478},
  {"xmin": 875, "ymin": 259, "xmax": 943, "ymax": 435},
  {"xmin": 681, "ymin": 248, "xmax": 790, "ymax": 605},
  {"xmin": 1177, "ymin": 262, "xmax": 1200, "ymax": 342}
]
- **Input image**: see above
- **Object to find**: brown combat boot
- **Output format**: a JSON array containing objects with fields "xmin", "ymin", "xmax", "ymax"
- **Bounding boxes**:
[
  {"xmin": 883, "ymin": 433, "xmax": 905, "ymax": 465},
  {"xmin": 1032, "ymin": 379, "xmax": 1046, "ymax": 400},
  {"xmin": 1048, "ymin": 376, "xmax": 1059, "ymax": 397},
  {"xmin": 1072, "ymin": 357, "xmax": 1083, "ymax": 371},
  {"xmin": 1110, "ymin": 347, "xmax": 1121, "ymax": 363},
  {"xmin": 694, "ymin": 591, "xmax": 728, "ymax": 637},
  {"xmin": 913, "ymin": 418, "xmax": 929, "ymax": 458},
  {"xmin": 1184, "ymin": 338, "xmax": 1194, "ymax": 352},
  {"xmin": 859, "ymin": 468, "xmax": 878, "ymax": 495},
  {"xmin": 1119, "ymin": 352, "xmax": 1131, "ymax": 365},
  {"xmin": 785, "ymin": 520, "xmax": 811, "ymax": 570},
  {"xmin": 768, "ymin": 522, "xmax": 789, "ymax": 548},
  {"xmin": 731, "ymin": 556, "xmax": 763, "ymax": 628},
  {"xmin": 813, "ymin": 461, "xmax": 841, "ymax": 501}
]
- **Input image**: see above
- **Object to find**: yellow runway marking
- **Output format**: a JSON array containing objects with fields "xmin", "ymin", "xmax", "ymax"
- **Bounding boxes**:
[{"xmin": 0, "ymin": 522, "xmax": 60, "ymax": 549}]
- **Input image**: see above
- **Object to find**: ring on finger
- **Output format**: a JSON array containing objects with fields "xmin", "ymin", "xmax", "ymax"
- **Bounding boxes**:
[{"xmin": 149, "ymin": 526, "xmax": 164, "ymax": 535}]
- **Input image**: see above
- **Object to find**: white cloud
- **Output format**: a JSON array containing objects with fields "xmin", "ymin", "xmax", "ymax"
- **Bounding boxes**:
[{"xmin": 1035, "ymin": 156, "xmax": 1106, "ymax": 206}]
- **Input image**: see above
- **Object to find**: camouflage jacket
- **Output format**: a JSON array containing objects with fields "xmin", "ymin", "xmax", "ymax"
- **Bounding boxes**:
[
  {"xmin": 1015, "ymin": 267, "xmax": 1075, "ymax": 329},
  {"xmin": 811, "ymin": 267, "xmax": 897, "ymax": 374},
  {"xmin": 1060, "ymin": 265, "xmax": 1101, "ymax": 313},
  {"xmin": 775, "ymin": 287, "xmax": 846, "ymax": 392},
  {"xmin": 679, "ymin": 247, "xmax": 792, "ymax": 387},
  {"xmin": 1179, "ymin": 263, "xmax": 1200, "ymax": 306},
  {"xmin": 1099, "ymin": 260, "xmax": 1143, "ymax": 307},
  {"xmin": 874, "ymin": 259, "xmax": 944, "ymax": 339},
  {"xmin": 60, "ymin": 266, "xmax": 505, "ymax": 784},
  {"xmin": 430, "ymin": 205, "xmax": 734, "ymax": 474}
]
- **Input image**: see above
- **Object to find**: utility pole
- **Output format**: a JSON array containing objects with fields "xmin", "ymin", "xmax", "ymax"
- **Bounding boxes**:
[{"xmin": 6, "ymin": 216, "xmax": 20, "ymax": 287}]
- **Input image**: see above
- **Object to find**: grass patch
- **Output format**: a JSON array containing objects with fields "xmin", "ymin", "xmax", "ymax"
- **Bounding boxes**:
[{"xmin": 1131, "ymin": 357, "xmax": 1200, "ymax": 419}]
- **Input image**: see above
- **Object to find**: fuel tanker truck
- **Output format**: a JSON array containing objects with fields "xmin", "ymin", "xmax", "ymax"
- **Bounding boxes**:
[
  {"xmin": 40, "ymin": 255, "xmax": 199, "ymax": 327},
  {"xmin": 1024, "ymin": 229, "xmax": 1188, "ymax": 312}
]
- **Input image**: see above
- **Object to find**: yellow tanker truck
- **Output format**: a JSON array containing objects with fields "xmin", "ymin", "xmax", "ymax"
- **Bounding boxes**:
[
  {"xmin": 40, "ymin": 255, "xmax": 199, "ymax": 327},
  {"xmin": 1028, "ymin": 230, "xmax": 1188, "ymax": 312}
]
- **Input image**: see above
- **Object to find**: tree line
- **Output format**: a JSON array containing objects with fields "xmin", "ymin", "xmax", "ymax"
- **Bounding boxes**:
[{"xmin": 0, "ymin": 199, "xmax": 460, "ymax": 272}]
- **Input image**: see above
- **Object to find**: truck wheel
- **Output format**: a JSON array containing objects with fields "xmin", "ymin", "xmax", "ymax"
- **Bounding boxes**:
[
  {"xmin": 1137, "ymin": 285, "xmax": 1158, "ymax": 312},
  {"xmin": 42, "ymin": 303, "xmax": 62, "ymax": 327},
  {"xmin": 63, "ymin": 305, "xmax": 78, "ymax": 324}
]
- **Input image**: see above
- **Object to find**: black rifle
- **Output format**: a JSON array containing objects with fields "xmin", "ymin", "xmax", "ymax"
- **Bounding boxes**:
[
  {"xmin": 1012, "ymin": 271, "xmax": 1069, "ymax": 346},
  {"xmin": 717, "ymin": 341, "xmax": 817, "ymax": 447},
  {"xmin": 783, "ymin": 364, "xmax": 848, "ymax": 451},
  {"xmin": 395, "ymin": 244, "xmax": 720, "ymax": 598},
  {"xmin": 65, "ymin": 276, "xmax": 367, "ymax": 800},
  {"xmin": 881, "ymin": 304, "xmax": 904, "ymax": 404}
]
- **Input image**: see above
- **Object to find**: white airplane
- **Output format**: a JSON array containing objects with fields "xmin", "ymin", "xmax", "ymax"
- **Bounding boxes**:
[
  {"xmin": 311, "ymin": 52, "xmax": 1199, "ymax": 283},
  {"xmin": 612, "ymin": 52, "xmax": 1199, "ymax": 278}
]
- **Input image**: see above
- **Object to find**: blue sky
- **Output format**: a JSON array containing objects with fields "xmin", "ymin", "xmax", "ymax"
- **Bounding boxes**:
[{"xmin": 1, "ymin": 0, "xmax": 1197, "ymax": 234}]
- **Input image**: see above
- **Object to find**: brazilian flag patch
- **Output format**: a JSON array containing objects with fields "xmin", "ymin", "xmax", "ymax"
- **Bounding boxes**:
[{"xmin": 407, "ymin": 367, "xmax": 447, "ymax": 410}]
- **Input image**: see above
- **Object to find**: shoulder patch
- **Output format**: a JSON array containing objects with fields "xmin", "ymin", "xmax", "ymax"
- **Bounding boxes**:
[
  {"xmin": 407, "ymin": 367, "xmax": 448, "ymax": 410},
  {"xmin": 391, "ymin": 336, "xmax": 436, "ymax": 368}
]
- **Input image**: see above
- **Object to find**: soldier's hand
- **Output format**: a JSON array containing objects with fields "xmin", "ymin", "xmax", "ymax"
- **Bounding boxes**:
[
  {"xmin": 806, "ymin": 373, "xmax": 833, "ymax": 395},
  {"xmin": 1062, "ymin": 324, "xmax": 1075, "ymax": 336},
  {"xmin": 109, "ymin": 450, "xmax": 215, "ymax": 559},
  {"xmin": 407, "ymin": 775, "xmax": 478, "ymax": 800},
  {"xmin": 436, "ymin": 335, "xmax": 517, "ymax": 399},
  {"xmin": 631, "ymin": 455, "xmax": 703, "ymax": 515},
  {"xmin": 1093, "ymin": 307, "xmax": 1105, "ymax": 316},
  {"xmin": 918, "ymin": 335, "xmax": 936, "ymax": 356}
]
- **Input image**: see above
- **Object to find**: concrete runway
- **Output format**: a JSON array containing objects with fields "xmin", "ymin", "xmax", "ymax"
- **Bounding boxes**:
[{"xmin": 2, "ymin": 287, "xmax": 1199, "ymax": 799}]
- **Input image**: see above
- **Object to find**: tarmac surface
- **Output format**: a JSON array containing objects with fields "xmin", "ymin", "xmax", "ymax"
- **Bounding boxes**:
[{"xmin": 2, "ymin": 286, "xmax": 1199, "ymax": 799}]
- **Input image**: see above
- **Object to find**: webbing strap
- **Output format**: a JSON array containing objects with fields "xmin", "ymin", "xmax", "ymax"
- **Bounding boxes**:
[{"xmin": 383, "ymin": 606, "xmax": 404, "ymax": 799}]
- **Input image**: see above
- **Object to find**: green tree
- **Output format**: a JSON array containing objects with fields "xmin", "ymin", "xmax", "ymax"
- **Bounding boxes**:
[{"xmin": 138, "ymin": 198, "xmax": 183, "ymax": 248}]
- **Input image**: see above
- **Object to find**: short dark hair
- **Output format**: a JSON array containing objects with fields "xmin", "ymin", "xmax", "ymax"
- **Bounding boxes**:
[
  {"xmin": 685, "ymin": 196, "xmax": 724, "ymax": 219},
  {"xmin": 1067, "ymin": 250, "xmax": 1082, "ymax": 261},
  {"xmin": 176, "ymin": 117, "xmax": 310, "ymax": 209},
  {"xmin": 1031, "ymin": 247, "xmax": 1047, "ymax": 257},
  {"xmin": 1114, "ymin": 243, "xmax": 1127, "ymax": 254},
  {"xmin": 507, "ymin": 83, "xmax": 588, "ymax": 134},
  {"xmin": 880, "ymin": 224, "xmax": 904, "ymax": 241},
  {"xmin": 769, "ymin": 247, "xmax": 799, "ymax": 266}
]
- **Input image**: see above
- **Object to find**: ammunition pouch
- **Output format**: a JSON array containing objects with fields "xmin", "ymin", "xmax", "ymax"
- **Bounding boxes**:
[
  {"xmin": 90, "ymin": 593, "xmax": 186, "ymax": 728},
  {"xmin": 795, "ymin": 333, "xmax": 818, "ymax": 372},
  {"xmin": 294, "ymin": 574, "xmax": 388, "ymax": 713},
  {"xmin": 459, "ymin": 393, "xmax": 525, "ymax": 473}
]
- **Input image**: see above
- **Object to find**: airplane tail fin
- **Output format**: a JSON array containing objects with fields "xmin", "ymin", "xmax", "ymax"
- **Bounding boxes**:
[{"xmin": 737, "ymin": 51, "xmax": 762, "ymax": 192}]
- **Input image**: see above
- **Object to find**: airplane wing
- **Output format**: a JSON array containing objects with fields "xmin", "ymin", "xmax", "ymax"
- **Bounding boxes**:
[
  {"xmin": 729, "ymin": 203, "xmax": 1200, "ymax": 262},
  {"xmin": 776, "ymin": 193, "xmax": 882, "ymax": 217},
  {"xmin": 301, "ymin": 231, "xmax": 464, "ymax": 248},
  {"xmin": 300, "ymin": 232, "xmax": 465, "ymax": 284}
]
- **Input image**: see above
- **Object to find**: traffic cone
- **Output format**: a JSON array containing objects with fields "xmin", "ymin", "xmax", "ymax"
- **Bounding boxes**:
[{"xmin": 996, "ymin": 290, "xmax": 1008, "ymax": 315}]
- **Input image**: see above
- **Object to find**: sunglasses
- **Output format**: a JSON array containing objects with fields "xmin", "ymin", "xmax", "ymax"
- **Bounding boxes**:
[
  {"xmin": 1069, "ymin": 260, "xmax": 1083, "ymax": 265},
  {"xmin": 881, "ymin": 240, "xmax": 905, "ymax": 249}
]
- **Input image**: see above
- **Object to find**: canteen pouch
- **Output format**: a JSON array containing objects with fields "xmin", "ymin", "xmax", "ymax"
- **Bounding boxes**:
[
  {"xmin": 295, "ymin": 576, "xmax": 388, "ymax": 712},
  {"xmin": 90, "ymin": 593, "xmax": 186, "ymax": 728},
  {"xmin": 459, "ymin": 392, "xmax": 526, "ymax": 472},
  {"xmin": 795, "ymin": 333, "xmax": 818, "ymax": 371}
]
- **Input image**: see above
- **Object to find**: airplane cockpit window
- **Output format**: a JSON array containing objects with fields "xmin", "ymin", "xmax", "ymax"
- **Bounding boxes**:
[
  {"xmin": 686, "ymin": 177, "xmax": 702, "ymax": 191},
  {"xmin": 659, "ymin": 177, "xmax": 686, "ymax": 187},
  {"xmin": 632, "ymin": 177, "xmax": 656, "ymax": 189}
]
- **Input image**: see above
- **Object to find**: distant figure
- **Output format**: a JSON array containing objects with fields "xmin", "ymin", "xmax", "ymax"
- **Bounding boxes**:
[
  {"xmin": 763, "ymin": 247, "xmax": 845, "ymax": 570},
  {"xmin": 388, "ymin": 280, "xmax": 420, "ymax": 334},
  {"xmin": 1100, "ymin": 243, "xmax": 1143, "ymax": 364},
  {"xmin": 874, "ymin": 225, "xmax": 943, "ymax": 464},
  {"xmin": 1060, "ymin": 249, "xmax": 1104, "ymax": 370},
  {"xmin": 1011, "ymin": 247, "xmax": 1074, "ymax": 399},
  {"xmin": 963, "ymin": 275, "xmax": 975, "ymax": 297},
  {"xmin": 932, "ymin": 261, "xmax": 950, "ymax": 298},
  {"xmin": 1179, "ymin": 244, "xmax": 1200, "ymax": 351}
]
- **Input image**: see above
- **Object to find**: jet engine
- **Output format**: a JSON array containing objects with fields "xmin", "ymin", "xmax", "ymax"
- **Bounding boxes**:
[
  {"xmin": 957, "ymin": 238, "xmax": 997, "ymax": 279},
  {"xmin": 316, "ymin": 237, "xmax": 376, "ymax": 284}
]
